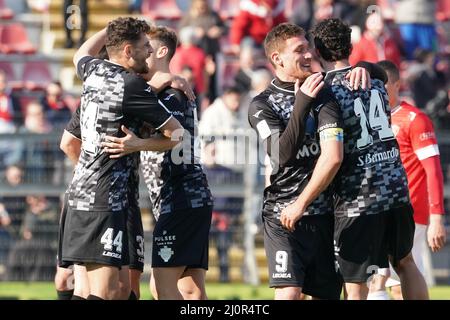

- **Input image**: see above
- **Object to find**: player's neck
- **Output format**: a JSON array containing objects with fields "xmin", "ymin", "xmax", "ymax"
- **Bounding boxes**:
[
  {"xmin": 275, "ymin": 70, "xmax": 296, "ymax": 83},
  {"xmin": 321, "ymin": 59, "xmax": 350, "ymax": 73},
  {"xmin": 109, "ymin": 57, "xmax": 130, "ymax": 70}
]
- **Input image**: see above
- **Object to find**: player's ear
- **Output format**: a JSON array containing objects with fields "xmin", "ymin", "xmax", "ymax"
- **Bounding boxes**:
[
  {"xmin": 123, "ymin": 43, "xmax": 133, "ymax": 59},
  {"xmin": 271, "ymin": 52, "xmax": 282, "ymax": 67},
  {"xmin": 157, "ymin": 46, "xmax": 168, "ymax": 59}
]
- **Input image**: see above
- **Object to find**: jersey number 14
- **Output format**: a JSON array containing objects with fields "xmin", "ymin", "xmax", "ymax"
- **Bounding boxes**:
[{"xmin": 353, "ymin": 89, "xmax": 395, "ymax": 149}]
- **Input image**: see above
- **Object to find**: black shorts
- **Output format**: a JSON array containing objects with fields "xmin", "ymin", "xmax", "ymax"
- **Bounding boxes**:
[
  {"xmin": 126, "ymin": 204, "xmax": 144, "ymax": 272},
  {"xmin": 151, "ymin": 206, "xmax": 212, "ymax": 269},
  {"xmin": 57, "ymin": 193, "xmax": 71, "ymax": 268},
  {"xmin": 264, "ymin": 214, "xmax": 342, "ymax": 299},
  {"xmin": 61, "ymin": 206, "xmax": 128, "ymax": 269},
  {"xmin": 334, "ymin": 204, "xmax": 415, "ymax": 283}
]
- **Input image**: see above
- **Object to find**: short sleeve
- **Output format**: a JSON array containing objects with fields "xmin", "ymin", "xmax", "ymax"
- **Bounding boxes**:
[
  {"xmin": 123, "ymin": 75, "xmax": 173, "ymax": 130},
  {"xmin": 65, "ymin": 107, "xmax": 81, "ymax": 139},
  {"xmin": 76, "ymin": 56, "xmax": 98, "ymax": 80},
  {"xmin": 316, "ymin": 90, "xmax": 344, "ymax": 142},
  {"xmin": 248, "ymin": 97, "xmax": 284, "ymax": 141},
  {"xmin": 410, "ymin": 112, "xmax": 439, "ymax": 160},
  {"xmin": 159, "ymin": 89, "xmax": 187, "ymax": 126}
]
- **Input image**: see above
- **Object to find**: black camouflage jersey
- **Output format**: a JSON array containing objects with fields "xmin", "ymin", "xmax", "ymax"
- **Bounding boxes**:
[
  {"xmin": 248, "ymin": 78, "xmax": 342, "ymax": 221},
  {"xmin": 324, "ymin": 66, "xmax": 410, "ymax": 217},
  {"xmin": 140, "ymin": 87, "xmax": 213, "ymax": 220},
  {"xmin": 67, "ymin": 56, "xmax": 172, "ymax": 212},
  {"xmin": 65, "ymin": 107, "xmax": 141, "ymax": 209}
]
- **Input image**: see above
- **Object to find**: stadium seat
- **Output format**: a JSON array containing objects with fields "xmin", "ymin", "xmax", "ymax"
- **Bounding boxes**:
[
  {"xmin": 0, "ymin": 23, "xmax": 36, "ymax": 54},
  {"xmin": 0, "ymin": 61, "xmax": 16, "ymax": 81},
  {"xmin": 141, "ymin": 0, "xmax": 182, "ymax": 20},
  {"xmin": 0, "ymin": 0, "xmax": 14, "ymax": 20},
  {"xmin": 214, "ymin": 0, "xmax": 241, "ymax": 20},
  {"xmin": 21, "ymin": 61, "xmax": 52, "ymax": 90}
]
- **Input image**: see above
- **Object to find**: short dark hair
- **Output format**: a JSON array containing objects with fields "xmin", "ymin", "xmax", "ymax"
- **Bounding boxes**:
[
  {"xmin": 147, "ymin": 26, "xmax": 178, "ymax": 61},
  {"xmin": 223, "ymin": 86, "xmax": 241, "ymax": 96},
  {"xmin": 312, "ymin": 18, "xmax": 352, "ymax": 62},
  {"xmin": 106, "ymin": 17, "xmax": 150, "ymax": 54},
  {"xmin": 96, "ymin": 45, "xmax": 109, "ymax": 60},
  {"xmin": 264, "ymin": 23, "xmax": 306, "ymax": 67},
  {"xmin": 377, "ymin": 60, "xmax": 400, "ymax": 83}
]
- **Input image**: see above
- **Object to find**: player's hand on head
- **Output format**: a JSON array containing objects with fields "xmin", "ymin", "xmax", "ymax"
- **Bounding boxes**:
[
  {"xmin": 280, "ymin": 203, "xmax": 304, "ymax": 232},
  {"xmin": 299, "ymin": 73, "xmax": 324, "ymax": 98},
  {"xmin": 171, "ymin": 75, "xmax": 196, "ymax": 101},
  {"xmin": 346, "ymin": 67, "xmax": 371, "ymax": 91},
  {"xmin": 102, "ymin": 125, "xmax": 140, "ymax": 158}
]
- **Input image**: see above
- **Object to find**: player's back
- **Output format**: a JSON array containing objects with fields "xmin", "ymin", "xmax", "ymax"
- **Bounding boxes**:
[
  {"xmin": 70, "ymin": 57, "xmax": 167, "ymax": 213},
  {"xmin": 324, "ymin": 67, "xmax": 410, "ymax": 217},
  {"xmin": 141, "ymin": 87, "xmax": 212, "ymax": 220}
]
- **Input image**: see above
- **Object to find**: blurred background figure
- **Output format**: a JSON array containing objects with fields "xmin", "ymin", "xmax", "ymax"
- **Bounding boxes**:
[
  {"xmin": 202, "ymin": 143, "xmax": 243, "ymax": 283},
  {"xmin": 229, "ymin": 0, "xmax": 286, "ymax": 54},
  {"xmin": 406, "ymin": 48, "xmax": 449, "ymax": 129},
  {"xmin": 179, "ymin": 0, "xmax": 225, "ymax": 103},
  {"xmin": 350, "ymin": 12, "xmax": 402, "ymax": 67},
  {"xmin": 6, "ymin": 195, "xmax": 59, "ymax": 281},
  {"xmin": 171, "ymin": 26, "xmax": 215, "ymax": 109},
  {"xmin": 199, "ymin": 86, "xmax": 246, "ymax": 168},
  {"xmin": 395, "ymin": 0, "xmax": 438, "ymax": 60},
  {"xmin": 40, "ymin": 81, "xmax": 72, "ymax": 130}
]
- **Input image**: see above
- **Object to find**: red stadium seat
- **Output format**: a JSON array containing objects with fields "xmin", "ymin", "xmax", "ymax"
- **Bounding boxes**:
[
  {"xmin": 141, "ymin": 0, "xmax": 182, "ymax": 20},
  {"xmin": 0, "ymin": 61, "xmax": 16, "ymax": 81},
  {"xmin": 0, "ymin": 23, "xmax": 36, "ymax": 54},
  {"xmin": 214, "ymin": 0, "xmax": 241, "ymax": 20},
  {"xmin": 0, "ymin": 0, "xmax": 14, "ymax": 19},
  {"xmin": 22, "ymin": 61, "xmax": 52, "ymax": 90}
]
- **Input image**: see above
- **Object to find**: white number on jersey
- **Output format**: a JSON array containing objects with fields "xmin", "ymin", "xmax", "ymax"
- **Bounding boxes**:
[
  {"xmin": 81, "ymin": 100, "xmax": 100, "ymax": 154},
  {"xmin": 136, "ymin": 235, "xmax": 144, "ymax": 257},
  {"xmin": 100, "ymin": 228, "xmax": 123, "ymax": 253},
  {"xmin": 275, "ymin": 251, "xmax": 288, "ymax": 273},
  {"xmin": 354, "ymin": 89, "xmax": 394, "ymax": 149}
]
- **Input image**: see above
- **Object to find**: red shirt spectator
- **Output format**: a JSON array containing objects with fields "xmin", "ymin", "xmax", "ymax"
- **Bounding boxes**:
[
  {"xmin": 230, "ymin": 0, "xmax": 286, "ymax": 47},
  {"xmin": 349, "ymin": 13, "xmax": 402, "ymax": 67},
  {"xmin": 170, "ymin": 26, "xmax": 208, "ymax": 94}
]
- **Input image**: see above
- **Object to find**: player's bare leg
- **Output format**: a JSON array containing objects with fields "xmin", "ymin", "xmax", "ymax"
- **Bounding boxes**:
[
  {"xmin": 55, "ymin": 266, "xmax": 74, "ymax": 300},
  {"xmin": 178, "ymin": 268, "xmax": 207, "ymax": 300},
  {"xmin": 367, "ymin": 273, "xmax": 390, "ymax": 300},
  {"xmin": 274, "ymin": 286, "xmax": 303, "ymax": 300},
  {"xmin": 73, "ymin": 264, "xmax": 90, "ymax": 299},
  {"xmin": 391, "ymin": 253, "xmax": 429, "ymax": 300},
  {"xmin": 390, "ymin": 285, "xmax": 403, "ymax": 300},
  {"xmin": 118, "ymin": 266, "xmax": 131, "ymax": 299},
  {"xmin": 344, "ymin": 282, "xmax": 368, "ymax": 300},
  {"xmin": 86, "ymin": 263, "xmax": 121, "ymax": 300},
  {"xmin": 151, "ymin": 266, "xmax": 185, "ymax": 300},
  {"xmin": 129, "ymin": 268, "xmax": 142, "ymax": 299}
]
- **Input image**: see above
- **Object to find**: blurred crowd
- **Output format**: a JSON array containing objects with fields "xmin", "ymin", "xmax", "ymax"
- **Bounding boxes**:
[{"xmin": 0, "ymin": 0, "xmax": 449, "ymax": 282}]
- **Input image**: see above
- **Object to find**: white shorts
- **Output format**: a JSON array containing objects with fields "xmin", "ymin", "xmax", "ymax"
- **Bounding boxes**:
[{"xmin": 378, "ymin": 223, "xmax": 428, "ymax": 287}]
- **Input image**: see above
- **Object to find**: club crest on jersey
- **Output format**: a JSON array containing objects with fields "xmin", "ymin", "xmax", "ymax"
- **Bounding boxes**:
[{"xmin": 158, "ymin": 245, "xmax": 174, "ymax": 262}]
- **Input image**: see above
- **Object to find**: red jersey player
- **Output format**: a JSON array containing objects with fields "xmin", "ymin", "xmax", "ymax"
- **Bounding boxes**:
[{"xmin": 368, "ymin": 60, "xmax": 447, "ymax": 300}]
